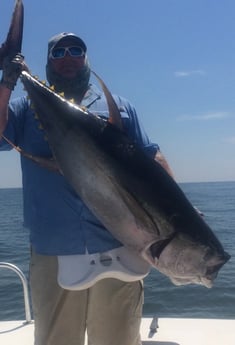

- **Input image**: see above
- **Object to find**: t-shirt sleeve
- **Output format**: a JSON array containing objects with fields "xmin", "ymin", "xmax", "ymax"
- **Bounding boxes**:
[{"xmin": 119, "ymin": 98, "xmax": 160, "ymax": 159}]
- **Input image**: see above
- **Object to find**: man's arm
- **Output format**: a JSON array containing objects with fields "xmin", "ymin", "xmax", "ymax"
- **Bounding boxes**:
[
  {"xmin": 122, "ymin": 102, "xmax": 175, "ymax": 179},
  {"xmin": 0, "ymin": 54, "xmax": 25, "ymax": 136},
  {"xmin": 0, "ymin": 85, "xmax": 11, "ymax": 136}
]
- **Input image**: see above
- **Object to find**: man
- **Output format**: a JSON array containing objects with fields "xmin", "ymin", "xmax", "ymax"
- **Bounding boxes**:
[{"xmin": 0, "ymin": 33, "xmax": 173, "ymax": 345}]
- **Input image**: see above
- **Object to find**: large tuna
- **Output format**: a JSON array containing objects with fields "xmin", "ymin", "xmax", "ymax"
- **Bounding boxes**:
[{"xmin": 19, "ymin": 71, "xmax": 230, "ymax": 288}]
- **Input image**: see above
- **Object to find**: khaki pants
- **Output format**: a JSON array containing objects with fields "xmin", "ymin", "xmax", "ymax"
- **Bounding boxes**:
[{"xmin": 30, "ymin": 251, "xmax": 143, "ymax": 345}]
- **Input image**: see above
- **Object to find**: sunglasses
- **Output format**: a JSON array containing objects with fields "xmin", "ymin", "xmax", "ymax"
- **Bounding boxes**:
[{"xmin": 50, "ymin": 46, "xmax": 85, "ymax": 59}]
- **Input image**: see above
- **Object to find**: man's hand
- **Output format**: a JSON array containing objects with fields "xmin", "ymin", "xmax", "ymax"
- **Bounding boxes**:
[
  {"xmin": 0, "ymin": 53, "xmax": 25, "ymax": 90},
  {"xmin": 155, "ymin": 150, "xmax": 175, "ymax": 179}
]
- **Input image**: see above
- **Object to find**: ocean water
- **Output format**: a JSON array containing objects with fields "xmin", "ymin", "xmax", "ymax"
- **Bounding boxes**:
[{"xmin": 0, "ymin": 182, "xmax": 234, "ymax": 321}]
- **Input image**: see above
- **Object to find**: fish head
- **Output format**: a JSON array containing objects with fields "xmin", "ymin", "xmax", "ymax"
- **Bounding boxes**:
[{"xmin": 150, "ymin": 232, "xmax": 230, "ymax": 288}]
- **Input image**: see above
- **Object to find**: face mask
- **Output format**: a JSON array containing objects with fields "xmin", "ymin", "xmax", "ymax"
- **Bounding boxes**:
[{"xmin": 46, "ymin": 57, "xmax": 91, "ymax": 100}]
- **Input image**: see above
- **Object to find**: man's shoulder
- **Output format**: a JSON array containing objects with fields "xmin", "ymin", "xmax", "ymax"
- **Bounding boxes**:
[
  {"xmin": 112, "ymin": 94, "xmax": 133, "ymax": 108},
  {"xmin": 87, "ymin": 84, "xmax": 136, "ymax": 113}
]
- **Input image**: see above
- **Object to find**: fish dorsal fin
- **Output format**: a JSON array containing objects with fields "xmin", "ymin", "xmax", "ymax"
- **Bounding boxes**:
[
  {"xmin": 0, "ymin": 0, "xmax": 24, "ymax": 69},
  {"xmin": 92, "ymin": 70, "xmax": 123, "ymax": 130}
]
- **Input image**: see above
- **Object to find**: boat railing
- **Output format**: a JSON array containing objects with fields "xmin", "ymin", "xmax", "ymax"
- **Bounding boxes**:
[{"xmin": 0, "ymin": 262, "xmax": 32, "ymax": 324}]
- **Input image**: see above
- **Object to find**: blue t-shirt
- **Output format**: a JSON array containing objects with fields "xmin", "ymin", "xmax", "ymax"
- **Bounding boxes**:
[{"xmin": 0, "ymin": 84, "xmax": 159, "ymax": 255}]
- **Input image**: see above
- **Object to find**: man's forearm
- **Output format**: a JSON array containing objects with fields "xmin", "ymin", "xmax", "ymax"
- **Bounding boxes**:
[{"xmin": 0, "ymin": 53, "xmax": 26, "ymax": 136}]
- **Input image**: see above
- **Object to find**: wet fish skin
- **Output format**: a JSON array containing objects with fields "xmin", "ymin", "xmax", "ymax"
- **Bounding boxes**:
[
  {"xmin": 0, "ymin": 0, "xmax": 24, "ymax": 69},
  {"xmin": 20, "ymin": 71, "xmax": 230, "ymax": 288}
]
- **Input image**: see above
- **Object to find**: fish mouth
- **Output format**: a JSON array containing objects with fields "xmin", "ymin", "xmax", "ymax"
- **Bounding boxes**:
[
  {"xmin": 194, "ymin": 251, "xmax": 231, "ymax": 288},
  {"xmin": 149, "ymin": 237, "xmax": 230, "ymax": 288},
  {"xmin": 205, "ymin": 252, "xmax": 231, "ymax": 279},
  {"xmin": 170, "ymin": 258, "xmax": 230, "ymax": 288}
]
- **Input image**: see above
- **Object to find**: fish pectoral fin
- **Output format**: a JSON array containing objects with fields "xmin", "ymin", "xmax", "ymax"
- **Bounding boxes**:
[
  {"xmin": 1, "ymin": 134, "xmax": 60, "ymax": 173},
  {"xmin": 27, "ymin": 155, "xmax": 60, "ymax": 172}
]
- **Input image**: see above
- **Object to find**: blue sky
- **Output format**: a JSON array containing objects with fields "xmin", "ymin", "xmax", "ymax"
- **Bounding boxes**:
[{"xmin": 1, "ymin": 0, "xmax": 235, "ymax": 187}]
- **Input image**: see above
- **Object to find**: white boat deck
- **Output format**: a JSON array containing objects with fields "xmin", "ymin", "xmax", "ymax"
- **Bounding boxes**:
[
  {"xmin": 0, "ymin": 317, "xmax": 234, "ymax": 345},
  {"xmin": 1, "ymin": 263, "xmax": 234, "ymax": 344}
]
